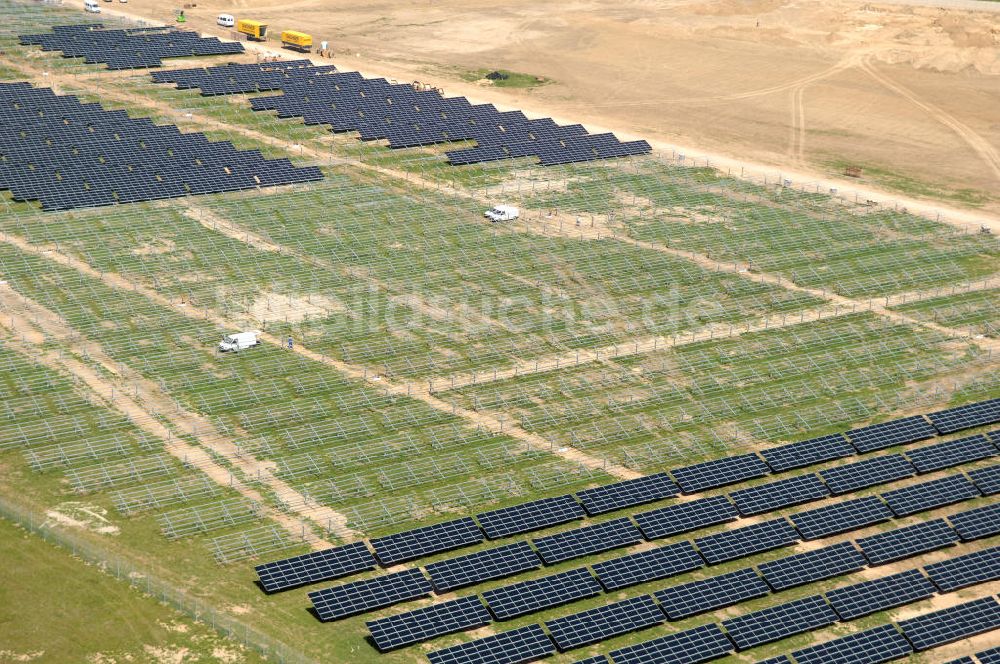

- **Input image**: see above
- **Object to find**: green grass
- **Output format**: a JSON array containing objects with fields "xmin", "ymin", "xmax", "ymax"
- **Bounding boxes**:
[
  {"xmin": 459, "ymin": 68, "xmax": 551, "ymax": 88},
  {"xmin": 824, "ymin": 158, "xmax": 993, "ymax": 208}
]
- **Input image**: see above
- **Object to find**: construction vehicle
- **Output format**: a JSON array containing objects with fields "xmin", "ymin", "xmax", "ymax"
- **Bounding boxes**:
[
  {"xmin": 484, "ymin": 205, "xmax": 519, "ymax": 222},
  {"xmin": 237, "ymin": 19, "xmax": 267, "ymax": 41},
  {"xmin": 217, "ymin": 14, "xmax": 235, "ymax": 28},
  {"xmin": 175, "ymin": 9, "xmax": 186, "ymax": 22},
  {"xmin": 280, "ymin": 30, "xmax": 313, "ymax": 52},
  {"xmin": 218, "ymin": 331, "xmax": 261, "ymax": 352}
]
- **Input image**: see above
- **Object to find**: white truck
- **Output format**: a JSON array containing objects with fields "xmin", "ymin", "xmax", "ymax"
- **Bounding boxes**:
[
  {"xmin": 218, "ymin": 331, "xmax": 261, "ymax": 352},
  {"xmin": 484, "ymin": 205, "xmax": 519, "ymax": 222}
]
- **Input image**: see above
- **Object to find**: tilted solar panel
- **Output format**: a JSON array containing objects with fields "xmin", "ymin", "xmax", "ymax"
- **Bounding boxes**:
[
  {"xmin": 482, "ymin": 567, "xmax": 602, "ymax": 620},
  {"xmin": 476, "ymin": 495, "xmax": 584, "ymax": 539},
  {"xmin": 880, "ymin": 473, "xmax": 981, "ymax": 517},
  {"xmin": 846, "ymin": 415, "xmax": 937, "ymax": 453},
  {"xmin": 544, "ymin": 594, "xmax": 666, "ymax": 651},
  {"xmin": 969, "ymin": 463, "xmax": 1000, "ymax": 495},
  {"xmin": 923, "ymin": 545, "xmax": 1000, "ymax": 591},
  {"xmin": 531, "ymin": 517, "xmax": 643, "ymax": 565},
  {"xmin": 898, "ymin": 596, "xmax": 1000, "ymax": 651},
  {"xmin": 425, "ymin": 541, "xmax": 542, "ymax": 593},
  {"xmin": 427, "ymin": 624, "xmax": 555, "ymax": 664},
  {"xmin": 366, "ymin": 595, "xmax": 492, "ymax": 651},
  {"xmin": 308, "ymin": 568, "xmax": 432, "ymax": 621},
  {"xmin": 790, "ymin": 496, "xmax": 893, "ymax": 540},
  {"xmin": 654, "ymin": 567, "xmax": 770, "ymax": 620},
  {"xmin": 729, "ymin": 473, "xmax": 829, "ymax": 516},
  {"xmin": 693, "ymin": 517, "xmax": 800, "ymax": 564},
  {"xmin": 576, "ymin": 473, "xmax": 679, "ymax": 516},
  {"xmin": 721, "ymin": 594, "xmax": 838, "ymax": 650},
  {"xmin": 609, "ymin": 623, "xmax": 733, "ymax": 664},
  {"xmin": 760, "ymin": 433, "xmax": 855, "ymax": 472},
  {"xmin": 948, "ymin": 501, "xmax": 1000, "ymax": 541},
  {"xmin": 755, "ymin": 657, "xmax": 792, "ymax": 664},
  {"xmin": 633, "ymin": 495, "xmax": 738, "ymax": 539},
  {"xmin": 818, "ymin": 454, "xmax": 915, "ymax": 495},
  {"xmin": 370, "ymin": 516, "xmax": 483, "ymax": 565},
  {"xmin": 825, "ymin": 568, "xmax": 936, "ymax": 620},
  {"xmin": 791, "ymin": 624, "xmax": 912, "ymax": 664},
  {"xmin": 856, "ymin": 518, "xmax": 958, "ymax": 565},
  {"xmin": 592, "ymin": 541, "xmax": 704, "ymax": 591},
  {"xmin": 905, "ymin": 433, "xmax": 997, "ymax": 474},
  {"xmin": 926, "ymin": 398, "xmax": 1000, "ymax": 434},
  {"xmin": 671, "ymin": 453, "xmax": 770, "ymax": 493},
  {"xmin": 254, "ymin": 541, "xmax": 375, "ymax": 593},
  {"xmin": 757, "ymin": 541, "xmax": 867, "ymax": 591},
  {"xmin": 977, "ymin": 647, "xmax": 1000, "ymax": 664},
  {"xmin": 572, "ymin": 657, "xmax": 610, "ymax": 664}
]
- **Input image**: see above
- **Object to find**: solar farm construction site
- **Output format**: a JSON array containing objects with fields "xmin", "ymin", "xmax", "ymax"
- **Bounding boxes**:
[{"xmin": 0, "ymin": 1, "xmax": 998, "ymax": 663}]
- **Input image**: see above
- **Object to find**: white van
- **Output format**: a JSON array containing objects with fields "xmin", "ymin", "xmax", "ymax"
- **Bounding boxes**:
[
  {"xmin": 84, "ymin": 0, "xmax": 101, "ymax": 13},
  {"xmin": 217, "ymin": 14, "xmax": 236, "ymax": 28},
  {"xmin": 484, "ymin": 205, "xmax": 519, "ymax": 222},
  {"xmin": 218, "ymin": 331, "xmax": 261, "ymax": 352}
]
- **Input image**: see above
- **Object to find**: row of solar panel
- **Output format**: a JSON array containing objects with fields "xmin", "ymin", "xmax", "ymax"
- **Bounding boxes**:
[
  {"xmin": 19, "ymin": 24, "xmax": 244, "ymax": 70},
  {"xmin": 422, "ymin": 571, "xmax": 1000, "ymax": 664},
  {"xmin": 256, "ymin": 419, "xmax": 1000, "ymax": 595}
]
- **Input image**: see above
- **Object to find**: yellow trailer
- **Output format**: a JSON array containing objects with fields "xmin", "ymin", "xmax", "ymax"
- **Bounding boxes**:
[
  {"xmin": 280, "ymin": 30, "xmax": 313, "ymax": 52},
  {"xmin": 237, "ymin": 19, "xmax": 267, "ymax": 41}
]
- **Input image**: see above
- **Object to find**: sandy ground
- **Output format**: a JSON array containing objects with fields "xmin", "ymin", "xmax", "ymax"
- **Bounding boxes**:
[{"xmin": 104, "ymin": 0, "xmax": 1000, "ymax": 221}]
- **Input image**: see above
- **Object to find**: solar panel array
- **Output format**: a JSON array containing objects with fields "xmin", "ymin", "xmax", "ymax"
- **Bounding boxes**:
[
  {"xmin": 544, "ymin": 594, "xmax": 665, "ymax": 651},
  {"xmin": 654, "ymin": 567, "xmax": 770, "ymax": 620},
  {"xmin": 531, "ymin": 517, "xmax": 642, "ymax": 564},
  {"xmin": 633, "ymin": 496, "xmax": 738, "ymax": 539},
  {"xmin": 609, "ymin": 623, "xmax": 733, "ymax": 664},
  {"xmin": 791, "ymin": 623, "xmax": 913, "ymax": 664},
  {"xmin": 366, "ymin": 595, "xmax": 492, "ymax": 651},
  {"xmin": 424, "ymin": 541, "xmax": 541, "ymax": 593},
  {"xmin": 476, "ymin": 495, "xmax": 584, "ymax": 539},
  {"xmin": 254, "ymin": 541, "xmax": 375, "ymax": 593},
  {"xmin": 979, "ymin": 647, "xmax": 1000, "ymax": 664},
  {"xmin": 369, "ymin": 517, "xmax": 482, "ymax": 565},
  {"xmin": 969, "ymin": 464, "xmax": 1000, "ymax": 495},
  {"xmin": 576, "ymin": 473, "xmax": 679, "ymax": 516},
  {"xmin": 308, "ymin": 568, "xmax": 432, "ymax": 621},
  {"xmin": 760, "ymin": 433, "xmax": 856, "ymax": 472},
  {"xmin": 791, "ymin": 496, "xmax": 893, "ymax": 539},
  {"xmin": 693, "ymin": 517, "xmax": 799, "ymax": 564},
  {"xmin": 905, "ymin": 434, "xmax": 997, "ymax": 473},
  {"xmin": 729, "ymin": 473, "xmax": 829, "ymax": 516},
  {"xmin": 721, "ymin": 594, "xmax": 838, "ymax": 650},
  {"xmin": 150, "ymin": 60, "xmax": 334, "ymax": 95},
  {"xmin": 846, "ymin": 415, "xmax": 937, "ymax": 452},
  {"xmin": 757, "ymin": 541, "xmax": 867, "ymax": 591},
  {"xmin": 671, "ymin": 453, "xmax": 770, "ymax": 493},
  {"xmin": 898, "ymin": 596, "xmax": 1000, "ymax": 651},
  {"xmin": 881, "ymin": 474, "xmax": 982, "ymax": 516},
  {"xmin": 948, "ymin": 502, "xmax": 1000, "ymax": 541},
  {"xmin": 856, "ymin": 518, "xmax": 958, "ymax": 565},
  {"xmin": 427, "ymin": 624, "xmax": 555, "ymax": 664},
  {"xmin": 927, "ymin": 398, "xmax": 1000, "ymax": 434},
  {"xmin": 20, "ymin": 24, "xmax": 243, "ymax": 69},
  {"xmin": 818, "ymin": 454, "xmax": 915, "ymax": 494},
  {"xmin": 825, "ymin": 568, "xmax": 937, "ymax": 620},
  {"xmin": 592, "ymin": 541, "xmax": 704, "ymax": 591},
  {"xmin": 924, "ymin": 546, "xmax": 1000, "ymax": 591},
  {"xmin": 0, "ymin": 83, "xmax": 323, "ymax": 211},
  {"xmin": 482, "ymin": 567, "xmax": 602, "ymax": 620}
]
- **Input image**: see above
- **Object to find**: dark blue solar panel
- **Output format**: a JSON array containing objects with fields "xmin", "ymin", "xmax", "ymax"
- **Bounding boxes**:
[
  {"xmin": 671, "ymin": 453, "xmax": 770, "ymax": 493},
  {"xmin": 926, "ymin": 398, "xmax": 1000, "ymax": 434},
  {"xmin": 366, "ymin": 595, "xmax": 492, "ymax": 651},
  {"xmin": 576, "ymin": 473, "xmax": 679, "ymax": 516},
  {"xmin": 825, "ymin": 569, "xmax": 936, "ymax": 620},
  {"xmin": 482, "ymin": 567, "xmax": 602, "ymax": 620},
  {"xmin": 791, "ymin": 624, "xmax": 912, "ymax": 664},
  {"xmin": 427, "ymin": 624, "xmax": 556, "ymax": 664},
  {"xmin": 693, "ymin": 517, "xmax": 800, "ymax": 564},
  {"xmin": 721, "ymin": 595, "xmax": 838, "ymax": 650},
  {"xmin": 948, "ymin": 501, "xmax": 1000, "ymax": 541},
  {"xmin": 969, "ymin": 463, "xmax": 1000, "ymax": 495},
  {"xmin": 307, "ymin": 568, "xmax": 432, "ymax": 621},
  {"xmin": 476, "ymin": 495, "xmax": 584, "ymax": 539},
  {"xmin": 977, "ymin": 647, "xmax": 1000, "ymax": 664},
  {"xmin": 880, "ymin": 473, "xmax": 981, "ymax": 516},
  {"xmin": 818, "ymin": 454, "xmax": 915, "ymax": 494},
  {"xmin": 856, "ymin": 518, "xmax": 958, "ymax": 565},
  {"xmin": 791, "ymin": 496, "xmax": 893, "ymax": 539},
  {"xmin": 654, "ymin": 567, "xmax": 770, "ymax": 620},
  {"xmin": 370, "ymin": 517, "xmax": 482, "ymax": 565},
  {"xmin": 609, "ymin": 623, "xmax": 733, "ymax": 664},
  {"xmin": 592, "ymin": 541, "xmax": 704, "ymax": 591},
  {"xmin": 633, "ymin": 496, "xmax": 738, "ymax": 539},
  {"xmin": 760, "ymin": 434, "xmax": 855, "ymax": 472},
  {"xmin": 729, "ymin": 473, "xmax": 829, "ymax": 516},
  {"xmin": 898, "ymin": 596, "xmax": 1000, "ymax": 651},
  {"xmin": 923, "ymin": 545, "xmax": 1000, "ymax": 591},
  {"xmin": 544, "ymin": 594, "xmax": 666, "ymax": 651},
  {"xmin": 532, "ymin": 517, "xmax": 643, "ymax": 565},
  {"xmin": 254, "ymin": 541, "xmax": 375, "ymax": 593},
  {"xmin": 905, "ymin": 434, "xmax": 997, "ymax": 473},
  {"xmin": 573, "ymin": 657, "xmax": 610, "ymax": 664},
  {"xmin": 755, "ymin": 657, "xmax": 792, "ymax": 664},
  {"xmin": 846, "ymin": 415, "xmax": 937, "ymax": 453},
  {"xmin": 424, "ymin": 541, "xmax": 542, "ymax": 593},
  {"xmin": 757, "ymin": 541, "xmax": 867, "ymax": 591}
]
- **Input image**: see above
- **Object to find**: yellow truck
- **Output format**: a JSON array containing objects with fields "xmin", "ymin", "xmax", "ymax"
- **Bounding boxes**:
[
  {"xmin": 280, "ymin": 30, "xmax": 313, "ymax": 52},
  {"xmin": 237, "ymin": 19, "xmax": 267, "ymax": 41}
]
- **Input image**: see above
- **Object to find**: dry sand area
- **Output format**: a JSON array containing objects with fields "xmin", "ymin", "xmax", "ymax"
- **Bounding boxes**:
[{"xmin": 114, "ymin": 0, "xmax": 999, "ymax": 216}]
